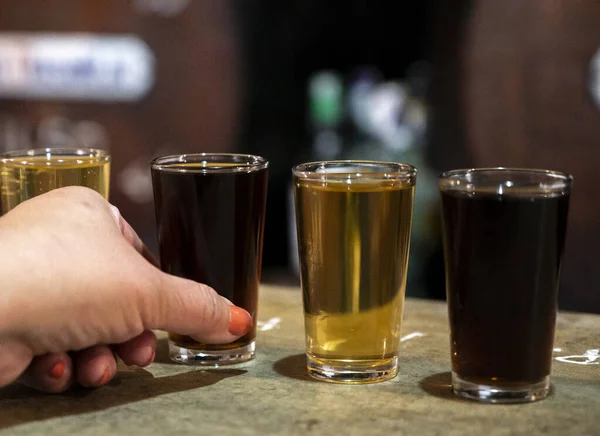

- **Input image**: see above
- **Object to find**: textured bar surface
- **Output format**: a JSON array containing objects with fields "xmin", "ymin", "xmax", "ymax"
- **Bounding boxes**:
[{"xmin": 1, "ymin": 285, "xmax": 598, "ymax": 435}]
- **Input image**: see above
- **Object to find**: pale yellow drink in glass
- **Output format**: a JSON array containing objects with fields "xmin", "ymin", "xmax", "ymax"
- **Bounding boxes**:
[
  {"xmin": 293, "ymin": 161, "xmax": 416, "ymax": 384},
  {"xmin": 0, "ymin": 148, "xmax": 110, "ymax": 213}
]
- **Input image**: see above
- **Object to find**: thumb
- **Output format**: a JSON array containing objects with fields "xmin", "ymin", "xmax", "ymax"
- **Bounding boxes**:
[{"xmin": 149, "ymin": 274, "xmax": 253, "ymax": 344}]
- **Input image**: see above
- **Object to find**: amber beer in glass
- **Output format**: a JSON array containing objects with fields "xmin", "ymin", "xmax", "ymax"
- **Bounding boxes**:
[
  {"xmin": 293, "ymin": 161, "xmax": 416, "ymax": 383},
  {"xmin": 440, "ymin": 168, "xmax": 572, "ymax": 403},
  {"xmin": 151, "ymin": 153, "xmax": 268, "ymax": 365},
  {"xmin": 0, "ymin": 148, "xmax": 110, "ymax": 213}
]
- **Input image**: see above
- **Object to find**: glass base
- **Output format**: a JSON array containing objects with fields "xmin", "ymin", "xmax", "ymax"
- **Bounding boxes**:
[
  {"xmin": 306, "ymin": 354, "xmax": 398, "ymax": 384},
  {"xmin": 452, "ymin": 372, "xmax": 550, "ymax": 403},
  {"xmin": 169, "ymin": 340, "xmax": 255, "ymax": 366}
]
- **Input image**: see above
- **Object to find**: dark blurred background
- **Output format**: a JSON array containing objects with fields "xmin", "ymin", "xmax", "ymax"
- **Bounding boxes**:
[{"xmin": 0, "ymin": 0, "xmax": 598, "ymax": 312}]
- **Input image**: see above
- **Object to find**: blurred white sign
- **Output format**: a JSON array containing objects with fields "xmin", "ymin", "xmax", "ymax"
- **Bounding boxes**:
[{"xmin": 0, "ymin": 33, "xmax": 154, "ymax": 102}]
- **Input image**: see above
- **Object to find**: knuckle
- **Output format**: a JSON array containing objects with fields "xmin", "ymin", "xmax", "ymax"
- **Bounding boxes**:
[
  {"xmin": 179, "ymin": 281, "xmax": 228, "ymax": 332},
  {"xmin": 58, "ymin": 186, "xmax": 104, "ymax": 203},
  {"xmin": 139, "ymin": 270, "xmax": 169, "ymax": 328},
  {"xmin": 197, "ymin": 284, "xmax": 227, "ymax": 327}
]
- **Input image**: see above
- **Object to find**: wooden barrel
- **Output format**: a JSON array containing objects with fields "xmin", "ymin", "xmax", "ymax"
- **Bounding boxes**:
[{"xmin": 430, "ymin": 1, "xmax": 600, "ymax": 312}]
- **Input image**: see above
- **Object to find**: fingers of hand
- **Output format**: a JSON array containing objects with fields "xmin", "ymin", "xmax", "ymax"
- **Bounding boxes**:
[
  {"xmin": 18, "ymin": 330, "xmax": 157, "ymax": 393},
  {"xmin": 114, "ymin": 330, "xmax": 157, "ymax": 367},
  {"xmin": 20, "ymin": 352, "xmax": 73, "ymax": 393},
  {"xmin": 72, "ymin": 345, "xmax": 117, "ymax": 388},
  {"xmin": 153, "ymin": 276, "xmax": 253, "ymax": 344},
  {"xmin": 0, "ymin": 340, "xmax": 33, "ymax": 388}
]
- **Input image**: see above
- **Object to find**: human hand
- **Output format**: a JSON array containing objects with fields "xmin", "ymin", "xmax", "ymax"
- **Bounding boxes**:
[{"xmin": 0, "ymin": 187, "xmax": 252, "ymax": 392}]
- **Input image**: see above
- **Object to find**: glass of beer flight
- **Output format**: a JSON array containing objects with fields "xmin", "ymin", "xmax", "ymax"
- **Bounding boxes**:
[
  {"xmin": 0, "ymin": 148, "xmax": 110, "ymax": 213},
  {"xmin": 151, "ymin": 153, "xmax": 268, "ymax": 365},
  {"xmin": 292, "ymin": 161, "xmax": 416, "ymax": 384},
  {"xmin": 440, "ymin": 168, "xmax": 572, "ymax": 403}
]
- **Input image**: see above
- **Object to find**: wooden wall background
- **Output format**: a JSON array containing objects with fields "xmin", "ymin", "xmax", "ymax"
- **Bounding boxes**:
[{"xmin": 431, "ymin": 0, "xmax": 600, "ymax": 312}]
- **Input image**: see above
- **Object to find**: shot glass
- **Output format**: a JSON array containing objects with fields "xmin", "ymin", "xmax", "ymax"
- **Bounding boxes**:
[
  {"xmin": 151, "ymin": 153, "xmax": 268, "ymax": 365},
  {"xmin": 0, "ymin": 147, "xmax": 111, "ymax": 213},
  {"xmin": 440, "ymin": 168, "xmax": 572, "ymax": 403},
  {"xmin": 292, "ymin": 160, "xmax": 416, "ymax": 383}
]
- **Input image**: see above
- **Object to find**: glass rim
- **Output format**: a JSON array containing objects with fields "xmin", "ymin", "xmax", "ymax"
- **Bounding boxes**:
[
  {"xmin": 292, "ymin": 160, "xmax": 417, "ymax": 182},
  {"xmin": 0, "ymin": 147, "xmax": 110, "ymax": 163},
  {"xmin": 441, "ymin": 167, "xmax": 572, "ymax": 180},
  {"xmin": 151, "ymin": 153, "xmax": 268, "ymax": 174},
  {"xmin": 440, "ymin": 167, "xmax": 573, "ymax": 194}
]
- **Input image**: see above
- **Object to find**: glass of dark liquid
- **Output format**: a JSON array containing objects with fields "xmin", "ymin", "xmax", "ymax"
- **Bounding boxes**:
[
  {"xmin": 440, "ymin": 168, "xmax": 572, "ymax": 403},
  {"xmin": 151, "ymin": 153, "xmax": 268, "ymax": 365}
]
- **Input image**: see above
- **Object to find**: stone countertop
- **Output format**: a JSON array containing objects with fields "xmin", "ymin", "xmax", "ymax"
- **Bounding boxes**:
[{"xmin": 1, "ymin": 285, "xmax": 598, "ymax": 435}]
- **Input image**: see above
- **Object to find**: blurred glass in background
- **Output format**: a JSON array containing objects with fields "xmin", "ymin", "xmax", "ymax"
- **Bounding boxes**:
[{"xmin": 286, "ymin": 68, "xmax": 439, "ymax": 298}]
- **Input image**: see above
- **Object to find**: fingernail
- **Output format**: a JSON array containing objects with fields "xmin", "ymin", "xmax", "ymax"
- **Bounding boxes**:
[
  {"xmin": 228, "ymin": 306, "xmax": 253, "ymax": 336},
  {"xmin": 96, "ymin": 367, "xmax": 112, "ymax": 386},
  {"xmin": 49, "ymin": 361, "xmax": 65, "ymax": 379},
  {"xmin": 141, "ymin": 349, "xmax": 156, "ymax": 367},
  {"xmin": 222, "ymin": 297, "xmax": 234, "ymax": 306}
]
